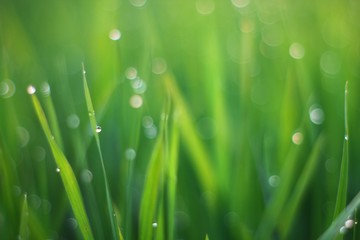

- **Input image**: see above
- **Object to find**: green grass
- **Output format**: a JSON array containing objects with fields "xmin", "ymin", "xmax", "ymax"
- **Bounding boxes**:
[{"xmin": 1, "ymin": 0, "xmax": 360, "ymax": 239}]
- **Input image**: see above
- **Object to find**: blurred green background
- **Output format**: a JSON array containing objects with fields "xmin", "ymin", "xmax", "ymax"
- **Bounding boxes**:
[{"xmin": 1, "ymin": 0, "xmax": 360, "ymax": 239}]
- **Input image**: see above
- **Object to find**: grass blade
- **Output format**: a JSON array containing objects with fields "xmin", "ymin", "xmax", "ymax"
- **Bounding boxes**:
[
  {"xmin": 319, "ymin": 192, "xmax": 360, "ymax": 240},
  {"xmin": 280, "ymin": 134, "xmax": 325, "ymax": 238},
  {"xmin": 82, "ymin": 63, "xmax": 121, "ymax": 240},
  {"xmin": 41, "ymin": 82, "xmax": 64, "ymax": 150},
  {"xmin": 333, "ymin": 81, "xmax": 349, "ymax": 220},
  {"xmin": 165, "ymin": 114, "xmax": 180, "ymax": 240},
  {"xmin": 164, "ymin": 73, "xmax": 216, "ymax": 194},
  {"xmin": 139, "ymin": 120, "xmax": 165, "ymax": 240},
  {"xmin": 30, "ymin": 89, "xmax": 94, "ymax": 240},
  {"xmin": 19, "ymin": 194, "xmax": 29, "ymax": 240}
]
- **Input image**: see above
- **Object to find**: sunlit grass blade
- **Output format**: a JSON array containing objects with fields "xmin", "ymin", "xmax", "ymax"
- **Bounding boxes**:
[
  {"xmin": 19, "ymin": 194, "xmax": 29, "ymax": 240},
  {"xmin": 280, "ymin": 133, "xmax": 325, "ymax": 238},
  {"xmin": 333, "ymin": 81, "xmax": 349, "ymax": 221},
  {"xmin": 139, "ymin": 114, "xmax": 166, "ymax": 240},
  {"xmin": 319, "ymin": 192, "xmax": 360, "ymax": 240},
  {"xmin": 30, "ymin": 90, "xmax": 94, "ymax": 240},
  {"xmin": 164, "ymin": 73, "xmax": 216, "ymax": 194},
  {"xmin": 165, "ymin": 114, "xmax": 180, "ymax": 240},
  {"xmin": 82, "ymin": 63, "xmax": 121, "ymax": 240},
  {"xmin": 205, "ymin": 234, "xmax": 210, "ymax": 240}
]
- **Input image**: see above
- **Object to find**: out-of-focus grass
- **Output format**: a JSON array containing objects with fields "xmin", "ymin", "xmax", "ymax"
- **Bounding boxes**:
[{"xmin": 1, "ymin": 0, "xmax": 360, "ymax": 239}]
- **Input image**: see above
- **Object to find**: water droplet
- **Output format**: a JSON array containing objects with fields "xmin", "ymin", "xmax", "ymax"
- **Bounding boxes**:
[
  {"xmin": 41, "ymin": 199, "xmax": 52, "ymax": 214},
  {"xmin": 130, "ymin": 0, "xmax": 147, "ymax": 7},
  {"xmin": 129, "ymin": 95, "xmax": 143, "ymax": 109},
  {"xmin": 66, "ymin": 114, "xmax": 80, "ymax": 129},
  {"xmin": 125, "ymin": 148, "xmax": 136, "ymax": 161},
  {"xmin": 40, "ymin": 82, "xmax": 51, "ymax": 97},
  {"xmin": 339, "ymin": 226, "xmax": 347, "ymax": 234},
  {"xmin": 320, "ymin": 51, "xmax": 341, "ymax": 76},
  {"xmin": 125, "ymin": 67, "xmax": 137, "ymax": 80},
  {"xmin": 196, "ymin": 0, "xmax": 215, "ymax": 15},
  {"xmin": 32, "ymin": 148, "xmax": 45, "ymax": 162},
  {"xmin": 144, "ymin": 125, "xmax": 157, "ymax": 139},
  {"xmin": 88, "ymin": 111, "xmax": 95, "ymax": 116},
  {"xmin": 152, "ymin": 222, "xmax": 158, "ymax": 228},
  {"xmin": 81, "ymin": 169, "xmax": 93, "ymax": 183},
  {"xmin": 109, "ymin": 29, "xmax": 121, "ymax": 40},
  {"xmin": 142, "ymin": 116, "xmax": 154, "ymax": 128},
  {"xmin": 96, "ymin": 126, "xmax": 102, "ymax": 133},
  {"xmin": 17, "ymin": 126, "xmax": 30, "ymax": 147},
  {"xmin": 67, "ymin": 218, "xmax": 78, "ymax": 230},
  {"xmin": 28, "ymin": 194, "xmax": 41, "ymax": 210},
  {"xmin": 152, "ymin": 58, "xmax": 167, "ymax": 75},
  {"xmin": 56, "ymin": 168, "xmax": 60, "ymax": 173},
  {"xmin": 261, "ymin": 24, "xmax": 284, "ymax": 47},
  {"xmin": 224, "ymin": 212, "xmax": 240, "ymax": 228},
  {"xmin": 27, "ymin": 85, "xmax": 36, "ymax": 95},
  {"xmin": 131, "ymin": 78, "xmax": 147, "ymax": 94},
  {"xmin": 292, "ymin": 132, "xmax": 304, "ymax": 145},
  {"xmin": 0, "ymin": 79, "xmax": 16, "ymax": 98},
  {"xmin": 345, "ymin": 219, "xmax": 355, "ymax": 229},
  {"xmin": 345, "ymin": 135, "xmax": 349, "ymax": 141},
  {"xmin": 309, "ymin": 105, "xmax": 325, "ymax": 125},
  {"xmin": 231, "ymin": 0, "xmax": 250, "ymax": 8},
  {"xmin": 268, "ymin": 175, "xmax": 281, "ymax": 187},
  {"xmin": 325, "ymin": 159, "xmax": 336, "ymax": 173},
  {"xmin": 289, "ymin": 42, "xmax": 305, "ymax": 59}
]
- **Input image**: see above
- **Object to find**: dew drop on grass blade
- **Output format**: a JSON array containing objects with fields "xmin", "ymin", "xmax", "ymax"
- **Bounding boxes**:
[
  {"xmin": 139, "ymin": 111, "xmax": 167, "ymax": 240},
  {"xmin": 82, "ymin": 63, "xmax": 122, "ymax": 240},
  {"xmin": 30, "ymin": 89, "xmax": 94, "ymax": 240},
  {"xmin": 333, "ymin": 81, "xmax": 350, "ymax": 220}
]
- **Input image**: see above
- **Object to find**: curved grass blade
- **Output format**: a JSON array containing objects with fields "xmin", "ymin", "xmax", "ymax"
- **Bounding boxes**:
[
  {"xmin": 82, "ymin": 63, "xmax": 121, "ymax": 240},
  {"xmin": 319, "ymin": 192, "xmax": 360, "ymax": 240},
  {"xmin": 164, "ymin": 73, "xmax": 216, "ymax": 194},
  {"xmin": 333, "ymin": 81, "xmax": 349, "ymax": 221},
  {"xmin": 280, "ymin": 134, "xmax": 325, "ymax": 238},
  {"xmin": 165, "ymin": 114, "xmax": 180, "ymax": 240},
  {"xmin": 30, "ymin": 90, "xmax": 94, "ymax": 240},
  {"xmin": 139, "ymin": 114, "xmax": 166, "ymax": 240},
  {"xmin": 19, "ymin": 194, "xmax": 29, "ymax": 240}
]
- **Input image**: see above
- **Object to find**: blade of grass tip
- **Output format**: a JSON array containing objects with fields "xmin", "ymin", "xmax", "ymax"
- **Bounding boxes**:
[
  {"xmin": 139, "ymin": 112, "xmax": 167, "ymax": 240},
  {"xmin": 319, "ymin": 192, "xmax": 360, "ymax": 240},
  {"xmin": 19, "ymin": 194, "xmax": 29, "ymax": 240},
  {"xmin": 280, "ymin": 133, "xmax": 325, "ymax": 238},
  {"xmin": 29, "ymin": 86, "xmax": 94, "ymax": 240},
  {"xmin": 205, "ymin": 234, "xmax": 210, "ymax": 240},
  {"xmin": 333, "ymin": 81, "xmax": 349, "ymax": 220},
  {"xmin": 82, "ymin": 63, "xmax": 121, "ymax": 240},
  {"xmin": 41, "ymin": 82, "xmax": 64, "ymax": 150},
  {"xmin": 164, "ymin": 73, "xmax": 216, "ymax": 196}
]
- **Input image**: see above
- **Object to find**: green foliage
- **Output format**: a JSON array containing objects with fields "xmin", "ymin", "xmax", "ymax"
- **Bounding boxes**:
[
  {"xmin": 1, "ymin": 0, "xmax": 360, "ymax": 239},
  {"xmin": 30, "ymin": 92, "xmax": 94, "ymax": 239}
]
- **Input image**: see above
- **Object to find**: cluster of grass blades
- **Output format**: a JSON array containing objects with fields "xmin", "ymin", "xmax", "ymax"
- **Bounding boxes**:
[{"xmin": 1, "ymin": 0, "xmax": 360, "ymax": 239}]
